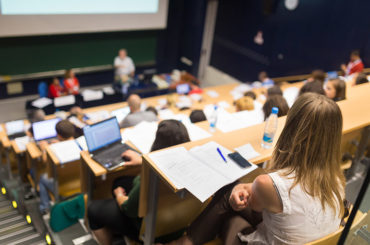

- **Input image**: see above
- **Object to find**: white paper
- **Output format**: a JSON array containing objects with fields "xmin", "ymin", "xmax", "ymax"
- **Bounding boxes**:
[
  {"xmin": 82, "ymin": 90, "xmax": 104, "ymax": 102},
  {"xmin": 110, "ymin": 107, "xmax": 130, "ymax": 123},
  {"xmin": 158, "ymin": 109, "xmax": 176, "ymax": 120},
  {"xmin": 190, "ymin": 141, "xmax": 257, "ymax": 181},
  {"xmin": 31, "ymin": 97, "xmax": 52, "ymax": 108},
  {"xmin": 218, "ymin": 101, "xmax": 230, "ymax": 109},
  {"xmin": 206, "ymin": 90, "xmax": 219, "ymax": 98},
  {"xmin": 283, "ymin": 86, "xmax": 299, "ymax": 108},
  {"xmin": 102, "ymin": 86, "xmax": 115, "ymax": 95},
  {"xmin": 14, "ymin": 136, "xmax": 31, "ymax": 152},
  {"xmin": 121, "ymin": 121, "xmax": 158, "ymax": 154},
  {"xmin": 176, "ymin": 96, "xmax": 192, "ymax": 109},
  {"xmin": 232, "ymin": 110, "xmax": 264, "ymax": 128},
  {"xmin": 157, "ymin": 98, "xmax": 167, "ymax": 107},
  {"xmin": 235, "ymin": 143, "xmax": 261, "ymax": 160},
  {"xmin": 49, "ymin": 140, "xmax": 81, "ymax": 164},
  {"xmin": 148, "ymin": 142, "xmax": 258, "ymax": 202},
  {"xmin": 85, "ymin": 110, "xmax": 110, "ymax": 123},
  {"xmin": 68, "ymin": 116, "xmax": 87, "ymax": 129},
  {"xmin": 230, "ymin": 91, "xmax": 243, "ymax": 101},
  {"xmin": 183, "ymin": 122, "xmax": 212, "ymax": 141},
  {"xmin": 216, "ymin": 111, "xmax": 246, "ymax": 133},
  {"xmin": 54, "ymin": 95, "xmax": 76, "ymax": 107},
  {"xmin": 189, "ymin": 93, "xmax": 202, "ymax": 101},
  {"xmin": 75, "ymin": 136, "xmax": 88, "ymax": 151},
  {"xmin": 148, "ymin": 147, "xmax": 226, "ymax": 202},
  {"xmin": 5, "ymin": 120, "xmax": 24, "ymax": 135}
]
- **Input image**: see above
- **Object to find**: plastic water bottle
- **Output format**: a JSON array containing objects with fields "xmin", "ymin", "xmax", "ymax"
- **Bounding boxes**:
[
  {"xmin": 261, "ymin": 107, "xmax": 279, "ymax": 149},
  {"xmin": 209, "ymin": 105, "xmax": 218, "ymax": 132}
]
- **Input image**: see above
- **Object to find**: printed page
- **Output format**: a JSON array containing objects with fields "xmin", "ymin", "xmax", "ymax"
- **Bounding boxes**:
[
  {"xmin": 54, "ymin": 95, "xmax": 75, "ymax": 107},
  {"xmin": 189, "ymin": 141, "xmax": 258, "ymax": 182},
  {"xmin": 183, "ymin": 122, "xmax": 212, "ymax": 141},
  {"xmin": 122, "ymin": 121, "xmax": 158, "ymax": 154},
  {"xmin": 75, "ymin": 136, "xmax": 88, "ymax": 151},
  {"xmin": 50, "ymin": 140, "xmax": 81, "ymax": 164},
  {"xmin": 31, "ymin": 97, "xmax": 52, "ymax": 108},
  {"xmin": 14, "ymin": 136, "xmax": 31, "ymax": 152},
  {"xmin": 148, "ymin": 147, "xmax": 227, "ymax": 202},
  {"xmin": 234, "ymin": 143, "xmax": 261, "ymax": 160}
]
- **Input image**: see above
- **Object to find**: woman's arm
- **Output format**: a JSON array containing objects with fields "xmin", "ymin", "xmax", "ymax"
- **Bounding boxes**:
[{"xmin": 229, "ymin": 174, "xmax": 283, "ymax": 213}]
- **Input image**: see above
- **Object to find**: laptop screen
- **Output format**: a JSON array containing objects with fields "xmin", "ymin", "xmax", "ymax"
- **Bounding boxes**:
[
  {"xmin": 32, "ymin": 118, "xmax": 62, "ymax": 141},
  {"xmin": 5, "ymin": 120, "xmax": 25, "ymax": 135},
  {"xmin": 83, "ymin": 117, "xmax": 122, "ymax": 152},
  {"xmin": 176, "ymin": 84, "xmax": 190, "ymax": 94}
]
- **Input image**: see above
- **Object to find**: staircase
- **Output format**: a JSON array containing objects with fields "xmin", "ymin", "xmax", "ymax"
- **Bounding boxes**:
[{"xmin": 0, "ymin": 194, "xmax": 47, "ymax": 245}]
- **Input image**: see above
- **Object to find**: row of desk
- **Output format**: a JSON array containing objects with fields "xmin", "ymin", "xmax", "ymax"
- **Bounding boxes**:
[{"xmin": 1, "ymin": 81, "xmax": 369, "ymax": 244}]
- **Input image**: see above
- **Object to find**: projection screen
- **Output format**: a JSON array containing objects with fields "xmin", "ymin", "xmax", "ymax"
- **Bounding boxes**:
[{"xmin": 0, "ymin": 0, "xmax": 168, "ymax": 37}]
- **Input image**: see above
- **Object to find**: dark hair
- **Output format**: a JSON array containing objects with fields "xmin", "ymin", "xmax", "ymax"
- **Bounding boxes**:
[
  {"xmin": 311, "ymin": 69, "xmax": 326, "ymax": 83},
  {"xmin": 267, "ymin": 85, "xmax": 283, "ymax": 97},
  {"xmin": 329, "ymin": 79, "xmax": 346, "ymax": 101},
  {"xmin": 262, "ymin": 95, "xmax": 289, "ymax": 120},
  {"xmin": 55, "ymin": 120, "xmax": 75, "ymax": 139},
  {"xmin": 244, "ymin": 91, "xmax": 257, "ymax": 100},
  {"xmin": 151, "ymin": 120, "xmax": 190, "ymax": 152},
  {"xmin": 146, "ymin": 106, "xmax": 158, "ymax": 116},
  {"xmin": 299, "ymin": 81, "xmax": 325, "ymax": 96},
  {"xmin": 355, "ymin": 73, "xmax": 369, "ymax": 85},
  {"xmin": 189, "ymin": 110, "xmax": 207, "ymax": 123}
]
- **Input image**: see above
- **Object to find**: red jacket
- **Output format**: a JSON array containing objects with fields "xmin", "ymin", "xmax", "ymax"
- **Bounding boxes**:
[
  {"xmin": 49, "ymin": 84, "xmax": 63, "ymax": 98},
  {"xmin": 63, "ymin": 77, "xmax": 80, "ymax": 95},
  {"xmin": 347, "ymin": 59, "xmax": 364, "ymax": 75}
]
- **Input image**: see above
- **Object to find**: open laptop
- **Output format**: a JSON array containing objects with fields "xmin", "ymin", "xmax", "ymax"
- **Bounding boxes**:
[
  {"xmin": 5, "ymin": 120, "xmax": 26, "ymax": 140},
  {"xmin": 83, "ymin": 117, "xmax": 135, "ymax": 170},
  {"xmin": 176, "ymin": 83, "xmax": 190, "ymax": 94},
  {"xmin": 32, "ymin": 118, "xmax": 62, "ymax": 142}
]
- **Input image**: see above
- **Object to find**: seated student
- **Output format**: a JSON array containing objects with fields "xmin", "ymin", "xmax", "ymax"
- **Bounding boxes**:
[
  {"xmin": 88, "ymin": 120, "xmax": 191, "ymax": 245},
  {"xmin": 38, "ymin": 120, "xmax": 77, "ymax": 213},
  {"xmin": 341, "ymin": 50, "xmax": 364, "ymax": 76},
  {"xmin": 146, "ymin": 106, "xmax": 158, "ymax": 116},
  {"xmin": 189, "ymin": 110, "xmax": 207, "ymax": 123},
  {"xmin": 63, "ymin": 69, "xmax": 80, "ymax": 95},
  {"xmin": 119, "ymin": 94, "xmax": 158, "ymax": 128},
  {"xmin": 262, "ymin": 95, "xmax": 289, "ymax": 120},
  {"xmin": 355, "ymin": 72, "xmax": 369, "ymax": 85},
  {"xmin": 298, "ymin": 80, "xmax": 325, "ymax": 96},
  {"xmin": 168, "ymin": 93, "xmax": 346, "ymax": 245},
  {"xmin": 48, "ymin": 77, "xmax": 65, "ymax": 98},
  {"xmin": 244, "ymin": 91, "xmax": 256, "ymax": 100},
  {"xmin": 235, "ymin": 96, "xmax": 254, "ymax": 112},
  {"xmin": 325, "ymin": 79, "xmax": 346, "ymax": 102},
  {"xmin": 306, "ymin": 69, "xmax": 326, "ymax": 84},
  {"xmin": 267, "ymin": 85, "xmax": 283, "ymax": 97},
  {"xmin": 258, "ymin": 71, "xmax": 274, "ymax": 87}
]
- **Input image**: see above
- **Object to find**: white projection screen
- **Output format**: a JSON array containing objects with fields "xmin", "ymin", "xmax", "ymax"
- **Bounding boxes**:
[{"xmin": 0, "ymin": 0, "xmax": 168, "ymax": 37}]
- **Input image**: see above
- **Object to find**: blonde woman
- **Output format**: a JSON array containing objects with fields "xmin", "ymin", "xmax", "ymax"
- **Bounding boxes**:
[
  {"xmin": 235, "ymin": 96, "xmax": 255, "ymax": 112},
  {"xmin": 169, "ymin": 93, "xmax": 345, "ymax": 245}
]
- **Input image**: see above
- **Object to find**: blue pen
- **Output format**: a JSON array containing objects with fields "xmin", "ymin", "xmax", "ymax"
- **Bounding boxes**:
[{"xmin": 217, "ymin": 147, "xmax": 227, "ymax": 163}]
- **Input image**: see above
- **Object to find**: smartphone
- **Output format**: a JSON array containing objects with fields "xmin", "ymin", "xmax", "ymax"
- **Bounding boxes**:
[{"xmin": 228, "ymin": 152, "xmax": 252, "ymax": 168}]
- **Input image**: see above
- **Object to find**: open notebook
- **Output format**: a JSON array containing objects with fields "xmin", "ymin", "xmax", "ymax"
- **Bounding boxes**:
[{"xmin": 148, "ymin": 141, "xmax": 257, "ymax": 202}]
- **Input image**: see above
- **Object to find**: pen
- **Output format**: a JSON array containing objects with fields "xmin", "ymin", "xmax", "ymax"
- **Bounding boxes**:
[{"xmin": 217, "ymin": 147, "xmax": 227, "ymax": 163}]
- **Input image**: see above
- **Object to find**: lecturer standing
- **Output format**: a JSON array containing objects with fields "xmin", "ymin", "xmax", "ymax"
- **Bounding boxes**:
[{"xmin": 114, "ymin": 49, "xmax": 135, "ymax": 94}]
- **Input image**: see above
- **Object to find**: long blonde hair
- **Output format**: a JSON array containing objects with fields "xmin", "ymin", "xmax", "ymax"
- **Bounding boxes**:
[{"xmin": 269, "ymin": 92, "xmax": 345, "ymax": 217}]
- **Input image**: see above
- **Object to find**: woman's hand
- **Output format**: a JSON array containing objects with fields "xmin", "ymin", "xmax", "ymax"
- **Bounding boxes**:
[{"xmin": 229, "ymin": 184, "xmax": 250, "ymax": 211}]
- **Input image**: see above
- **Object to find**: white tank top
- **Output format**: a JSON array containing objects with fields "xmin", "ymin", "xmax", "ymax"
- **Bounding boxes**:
[{"xmin": 240, "ymin": 171, "xmax": 342, "ymax": 244}]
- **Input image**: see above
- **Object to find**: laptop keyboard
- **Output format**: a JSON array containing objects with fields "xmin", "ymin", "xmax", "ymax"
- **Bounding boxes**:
[{"xmin": 93, "ymin": 143, "xmax": 131, "ymax": 167}]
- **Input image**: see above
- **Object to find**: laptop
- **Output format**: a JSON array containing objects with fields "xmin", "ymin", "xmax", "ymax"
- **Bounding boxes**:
[
  {"xmin": 327, "ymin": 71, "xmax": 338, "ymax": 80},
  {"xmin": 176, "ymin": 84, "xmax": 190, "ymax": 94},
  {"xmin": 110, "ymin": 106, "xmax": 130, "ymax": 123},
  {"xmin": 83, "ymin": 117, "xmax": 135, "ymax": 170},
  {"xmin": 32, "ymin": 118, "xmax": 62, "ymax": 142},
  {"xmin": 5, "ymin": 120, "xmax": 26, "ymax": 140}
]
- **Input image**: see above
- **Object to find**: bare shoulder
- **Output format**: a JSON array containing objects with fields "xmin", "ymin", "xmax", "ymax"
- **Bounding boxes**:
[{"xmin": 253, "ymin": 174, "xmax": 283, "ymax": 213}]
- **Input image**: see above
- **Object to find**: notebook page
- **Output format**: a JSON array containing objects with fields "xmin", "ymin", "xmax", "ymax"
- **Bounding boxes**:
[
  {"xmin": 148, "ymin": 147, "xmax": 227, "ymax": 202},
  {"xmin": 50, "ymin": 140, "xmax": 81, "ymax": 164}
]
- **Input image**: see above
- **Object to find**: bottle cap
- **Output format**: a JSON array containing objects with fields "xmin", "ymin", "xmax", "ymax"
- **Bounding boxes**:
[
  {"xmin": 214, "ymin": 105, "xmax": 218, "ymax": 110},
  {"xmin": 271, "ymin": 107, "xmax": 279, "ymax": 114}
]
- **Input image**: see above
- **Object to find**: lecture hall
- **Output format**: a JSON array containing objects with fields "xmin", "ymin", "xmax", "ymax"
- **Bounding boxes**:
[{"xmin": 0, "ymin": 0, "xmax": 369, "ymax": 244}]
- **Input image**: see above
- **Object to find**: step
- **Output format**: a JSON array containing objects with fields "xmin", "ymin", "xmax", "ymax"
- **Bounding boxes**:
[
  {"xmin": 0, "ymin": 222, "xmax": 30, "ymax": 237},
  {"xmin": 0, "ymin": 199, "xmax": 11, "ymax": 208},
  {"xmin": 0, "ymin": 209, "xmax": 18, "ymax": 220},
  {"xmin": 0, "ymin": 220, "xmax": 28, "ymax": 235},
  {"xmin": 8, "ymin": 232, "xmax": 45, "ymax": 245},
  {"xmin": 0, "ymin": 214, "xmax": 24, "ymax": 229},
  {"xmin": 0, "ymin": 205, "xmax": 14, "ymax": 215},
  {"xmin": 0, "ymin": 226, "xmax": 36, "ymax": 244}
]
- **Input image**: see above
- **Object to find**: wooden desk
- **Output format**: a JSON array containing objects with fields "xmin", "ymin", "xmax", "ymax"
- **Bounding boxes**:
[
  {"xmin": 25, "ymin": 142, "xmax": 45, "ymax": 188},
  {"xmin": 139, "ymin": 85, "xmax": 370, "ymax": 244},
  {"xmin": 0, "ymin": 124, "xmax": 14, "ymax": 179},
  {"xmin": 10, "ymin": 140, "xmax": 28, "ymax": 182},
  {"xmin": 44, "ymin": 144, "xmax": 82, "ymax": 202}
]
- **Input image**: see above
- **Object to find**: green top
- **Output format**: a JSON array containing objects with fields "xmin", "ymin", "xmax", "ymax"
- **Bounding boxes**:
[{"xmin": 121, "ymin": 175, "xmax": 142, "ymax": 229}]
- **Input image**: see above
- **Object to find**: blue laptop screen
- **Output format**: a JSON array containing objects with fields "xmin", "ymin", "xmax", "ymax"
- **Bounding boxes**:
[{"xmin": 83, "ymin": 117, "xmax": 121, "ymax": 152}]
